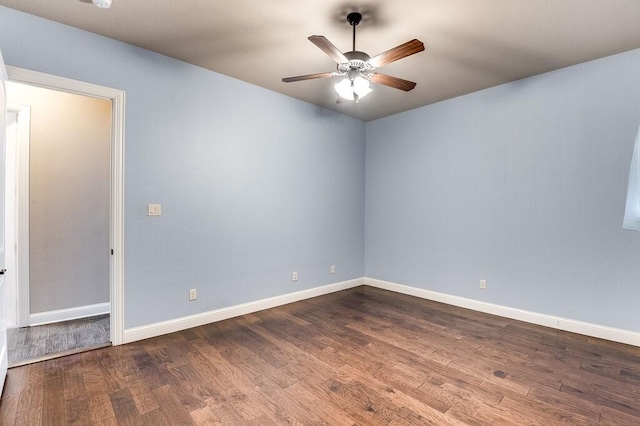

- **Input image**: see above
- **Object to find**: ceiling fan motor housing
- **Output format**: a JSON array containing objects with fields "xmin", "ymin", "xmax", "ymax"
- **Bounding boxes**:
[{"xmin": 337, "ymin": 51, "xmax": 373, "ymax": 76}]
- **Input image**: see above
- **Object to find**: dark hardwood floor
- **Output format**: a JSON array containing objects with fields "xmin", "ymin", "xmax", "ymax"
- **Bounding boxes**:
[{"xmin": 1, "ymin": 286, "xmax": 639, "ymax": 425}]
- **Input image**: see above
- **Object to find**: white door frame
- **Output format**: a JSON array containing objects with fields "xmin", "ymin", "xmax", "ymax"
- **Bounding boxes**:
[
  {"xmin": 5, "ymin": 103, "xmax": 30, "ymax": 328},
  {"xmin": 6, "ymin": 66, "xmax": 125, "ymax": 345}
]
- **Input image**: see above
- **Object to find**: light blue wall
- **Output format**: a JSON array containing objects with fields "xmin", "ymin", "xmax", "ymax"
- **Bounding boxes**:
[
  {"xmin": 3, "ymin": 5, "xmax": 640, "ymax": 335},
  {"xmin": 0, "ymin": 7, "xmax": 366, "ymax": 328},
  {"xmin": 366, "ymin": 49, "xmax": 640, "ymax": 332}
]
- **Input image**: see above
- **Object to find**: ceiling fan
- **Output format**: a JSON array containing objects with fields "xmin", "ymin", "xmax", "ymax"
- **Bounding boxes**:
[{"xmin": 282, "ymin": 12, "xmax": 425, "ymax": 103}]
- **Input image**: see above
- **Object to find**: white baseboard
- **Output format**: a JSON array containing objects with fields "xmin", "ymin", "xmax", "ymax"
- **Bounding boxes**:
[
  {"xmin": 365, "ymin": 277, "xmax": 640, "ymax": 347},
  {"xmin": 122, "ymin": 276, "xmax": 640, "ymax": 348},
  {"xmin": 30, "ymin": 302, "xmax": 111, "ymax": 327},
  {"xmin": 123, "ymin": 278, "xmax": 365, "ymax": 344}
]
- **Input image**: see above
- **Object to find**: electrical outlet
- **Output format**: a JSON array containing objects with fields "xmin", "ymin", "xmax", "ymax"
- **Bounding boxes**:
[
  {"xmin": 292, "ymin": 271, "xmax": 298, "ymax": 282},
  {"xmin": 189, "ymin": 288, "xmax": 197, "ymax": 300},
  {"xmin": 330, "ymin": 265, "xmax": 335, "ymax": 274},
  {"xmin": 480, "ymin": 280, "xmax": 487, "ymax": 290}
]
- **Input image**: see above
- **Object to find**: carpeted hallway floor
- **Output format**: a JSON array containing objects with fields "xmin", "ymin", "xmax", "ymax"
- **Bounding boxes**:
[{"xmin": 7, "ymin": 314, "xmax": 111, "ymax": 367}]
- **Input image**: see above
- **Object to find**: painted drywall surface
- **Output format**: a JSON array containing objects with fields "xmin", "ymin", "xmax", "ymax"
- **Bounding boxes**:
[
  {"xmin": 366, "ymin": 48, "xmax": 640, "ymax": 332},
  {"xmin": 0, "ymin": 7, "xmax": 366, "ymax": 328},
  {"xmin": 6, "ymin": 83, "xmax": 111, "ymax": 314}
]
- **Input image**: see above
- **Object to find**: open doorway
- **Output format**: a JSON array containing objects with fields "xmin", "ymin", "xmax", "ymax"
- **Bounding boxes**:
[
  {"xmin": 3, "ymin": 67, "xmax": 124, "ymax": 366},
  {"xmin": 5, "ymin": 83, "xmax": 111, "ymax": 366}
]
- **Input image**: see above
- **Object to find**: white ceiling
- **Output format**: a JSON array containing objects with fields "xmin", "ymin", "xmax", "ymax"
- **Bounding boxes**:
[{"xmin": 3, "ymin": 1, "xmax": 640, "ymax": 122}]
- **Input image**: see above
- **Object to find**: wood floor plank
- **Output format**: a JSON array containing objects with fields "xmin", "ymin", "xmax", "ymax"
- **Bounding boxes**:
[
  {"xmin": 63, "ymin": 361, "xmax": 86, "ymax": 401},
  {"xmin": 15, "ymin": 363, "xmax": 45, "ymax": 413},
  {"xmin": 247, "ymin": 414, "xmax": 277, "ymax": 426},
  {"xmin": 0, "ymin": 393, "xmax": 20, "ymax": 425},
  {"xmin": 2, "ymin": 365, "xmax": 26, "ymax": 397},
  {"xmin": 242, "ymin": 321, "xmax": 339, "ymax": 385},
  {"xmin": 2, "ymin": 285, "xmax": 639, "ymax": 424},
  {"xmin": 14, "ymin": 404, "xmax": 43, "ymax": 426},
  {"xmin": 133, "ymin": 408, "xmax": 173, "ymax": 426},
  {"xmin": 150, "ymin": 384, "xmax": 195, "ymax": 425},
  {"xmin": 64, "ymin": 395, "xmax": 92, "ymax": 425},
  {"xmin": 527, "ymin": 386, "xmax": 602, "ymax": 422},
  {"xmin": 189, "ymin": 340, "xmax": 256, "ymax": 396},
  {"xmin": 337, "ymin": 363, "xmax": 463, "ymax": 424},
  {"xmin": 437, "ymin": 380, "xmax": 505, "ymax": 420},
  {"xmin": 42, "ymin": 374, "xmax": 66, "ymax": 425},
  {"xmin": 497, "ymin": 395, "xmax": 597, "ymax": 425},
  {"xmin": 446, "ymin": 359, "xmax": 533, "ymax": 396},
  {"xmin": 599, "ymin": 404, "xmax": 640, "ymax": 425},
  {"xmin": 124, "ymin": 373, "xmax": 160, "ymax": 415},
  {"xmin": 167, "ymin": 362, "xmax": 218, "ymax": 410},
  {"xmin": 109, "ymin": 388, "xmax": 139, "ymax": 424},
  {"xmin": 283, "ymin": 380, "xmax": 358, "ymax": 425},
  {"xmin": 318, "ymin": 376, "xmax": 432, "ymax": 425},
  {"xmin": 251, "ymin": 374, "xmax": 327, "ymax": 425},
  {"xmin": 86, "ymin": 392, "xmax": 117, "ymax": 425},
  {"xmin": 224, "ymin": 394, "xmax": 271, "ymax": 422}
]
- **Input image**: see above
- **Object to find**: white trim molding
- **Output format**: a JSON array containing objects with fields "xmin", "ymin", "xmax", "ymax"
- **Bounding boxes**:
[
  {"xmin": 365, "ymin": 277, "xmax": 640, "ymax": 348},
  {"xmin": 5, "ymin": 103, "xmax": 30, "ymax": 328},
  {"xmin": 124, "ymin": 278, "xmax": 364, "ymax": 344},
  {"xmin": 30, "ymin": 302, "xmax": 111, "ymax": 327}
]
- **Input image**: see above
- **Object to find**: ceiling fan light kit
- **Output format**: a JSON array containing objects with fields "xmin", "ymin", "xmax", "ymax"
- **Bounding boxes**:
[
  {"xmin": 282, "ymin": 11, "xmax": 424, "ymax": 103},
  {"xmin": 335, "ymin": 70, "xmax": 372, "ymax": 102}
]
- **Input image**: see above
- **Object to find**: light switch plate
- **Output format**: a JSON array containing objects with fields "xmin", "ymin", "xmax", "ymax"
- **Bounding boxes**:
[{"xmin": 148, "ymin": 204, "xmax": 162, "ymax": 216}]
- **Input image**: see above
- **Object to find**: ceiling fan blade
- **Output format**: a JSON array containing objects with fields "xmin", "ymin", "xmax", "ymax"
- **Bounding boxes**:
[
  {"xmin": 370, "ymin": 73, "xmax": 417, "ymax": 91},
  {"xmin": 282, "ymin": 72, "xmax": 337, "ymax": 83},
  {"xmin": 308, "ymin": 35, "xmax": 348, "ymax": 63},
  {"xmin": 368, "ymin": 39, "xmax": 425, "ymax": 68}
]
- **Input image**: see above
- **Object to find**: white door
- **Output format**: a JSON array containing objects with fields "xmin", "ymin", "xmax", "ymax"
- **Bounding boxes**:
[{"xmin": 0, "ymin": 56, "xmax": 8, "ymax": 394}]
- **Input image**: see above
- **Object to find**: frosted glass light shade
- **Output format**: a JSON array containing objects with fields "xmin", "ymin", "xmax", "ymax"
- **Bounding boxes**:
[
  {"xmin": 335, "ymin": 78, "xmax": 354, "ymax": 100},
  {"xmin": 335, "ymin": 75, "xmax": 372, "ymax": 101},
  {"xmin": 353, "ymin": 76, "xmax": 372, "ymax": 98}
]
